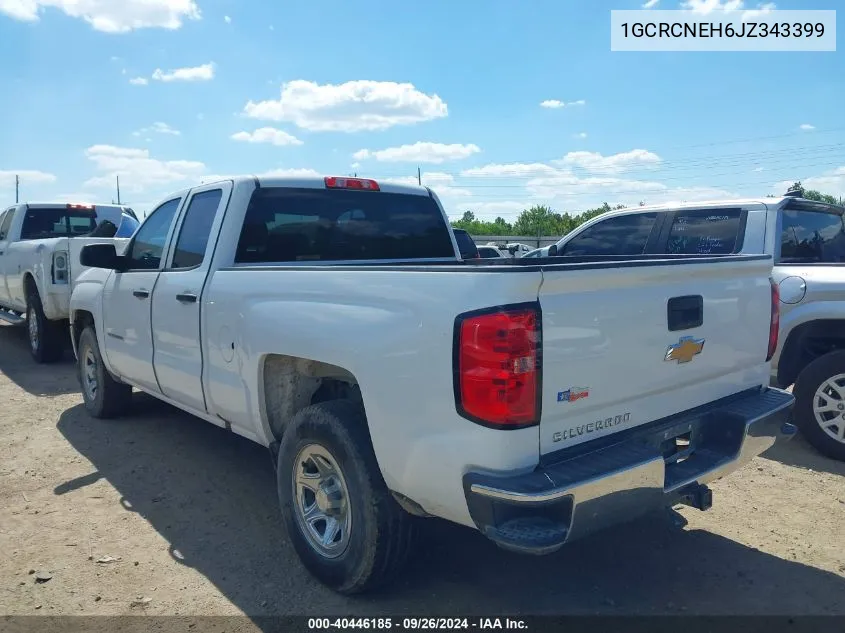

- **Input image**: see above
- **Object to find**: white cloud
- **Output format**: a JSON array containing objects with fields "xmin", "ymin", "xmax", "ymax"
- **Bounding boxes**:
[
  {"xmin": 231, "ymin": 127, "xmax": 303, "ymax": 147},
  {"xmin": 129, "ymin": 76, "xmax": 148, "ymax": 86},
  {"xmin": 752, "ymin": 166, "xmax": 765, "ymax": 172},
  {"xmin": 461, "ymin": 163, "xmax": 558, "ymax": 178},
  {"xmin": 202, "ymin": 168, "xmax": 321, "ymax": 183},
  {"xmin": 642, "ymin": 0, "xmax": 660, "ymax": 7},
  {"xmin": 353, "ymin": 142, "xmax": 480, "ymax": 164},
  {"xmin": 83, "ymin": 145, "xmax": 205, "ymax": 193},
  {"xmin": 574, "ymin": 132, "xmax": 588, "ymax": 139},
  {"xmin": 350, "ymin": 162, "xmax": 361, "ymax": 169},
  {"xmin": 800, "ymin": 123, "xmax": 816, "ymax": 131},
  {"xmin": 540, "ymin": 99, "xmax": 586, "ymax": 109},
  {"xmin": 224, "ymin": 15, "xmax": 231, "ymax": 23},
  {"xmin": 133, "ymin": 122, "xmax": 180, "ymax": 137},
  {"xmin": 243, "ymin": 79, "xmax": 448, "ymax": 132},
  {"xmin": 0, "ymin": 0, "xmax": 201, "ymax": 32},
  {"xmin": 0, "ymin": 170, "xmax": 57, "ymax": 197},
  {"xmin": 152, "ymin": 62, "xmax": 215, "ymax": 82},
  {"xmin": 555, "ymin": 149, "xmax": 662, "ymax": 174},
  {"xmin": 383, "ymin": 172, "xmax": 472, "ymax": 199},
  {"xmin": 681, "ymin": 0, "xmax": 776, "ymax": 21}
]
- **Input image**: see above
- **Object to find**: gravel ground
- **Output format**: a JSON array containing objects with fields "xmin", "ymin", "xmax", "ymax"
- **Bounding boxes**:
[{"xmin": 1, "ymin": 322, "xmax": 844, "ymax": 623}]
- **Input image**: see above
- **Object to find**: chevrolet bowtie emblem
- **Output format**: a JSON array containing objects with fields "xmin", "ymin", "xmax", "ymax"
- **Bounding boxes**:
[{"xmin": 664, "ymin": 336, "xmax": 705, "ymax": 364}]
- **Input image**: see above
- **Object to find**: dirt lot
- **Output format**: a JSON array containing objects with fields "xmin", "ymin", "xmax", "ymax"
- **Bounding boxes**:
[{"xmin": 1, "ymin": 322, "xmax": 844, "ymax": 621}]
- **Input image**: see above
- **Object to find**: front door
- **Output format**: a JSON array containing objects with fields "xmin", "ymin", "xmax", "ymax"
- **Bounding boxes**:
[{"xmin": 101, "ymin": 197, "xmax": 183, "ymax": 392}]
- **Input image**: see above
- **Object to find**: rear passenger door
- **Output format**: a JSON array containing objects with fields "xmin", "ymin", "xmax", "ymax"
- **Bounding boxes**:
[{"xmin": 151, "ymin": 182, "xmax": 231, "ymax": 414}]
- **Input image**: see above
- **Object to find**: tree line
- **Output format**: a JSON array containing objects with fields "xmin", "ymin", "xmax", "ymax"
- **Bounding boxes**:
[{"xmin": 451, "ymin": 182, "xmax": 844, "ymax": 237}]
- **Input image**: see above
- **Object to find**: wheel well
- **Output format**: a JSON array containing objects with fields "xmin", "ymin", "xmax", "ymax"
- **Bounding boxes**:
[
  {"xmin": 262, "ymin": 354, "xmax": 363, "ymax": 442},
  {"xmin": 777, "ymin": 320, "xmax": 845, "ymax": 387},
  {"xmin": 71, "ymin": 310, "xmax": 95, "ymax": 354},
  {"xmin": 23, "ymin": 273, "xmax": 37, "ymax": 300}
]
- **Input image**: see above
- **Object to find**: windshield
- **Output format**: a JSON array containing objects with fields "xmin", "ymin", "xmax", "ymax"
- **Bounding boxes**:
[{"xmin": 115, "ymin": 213, "xmax": 140, "ymax": 237}]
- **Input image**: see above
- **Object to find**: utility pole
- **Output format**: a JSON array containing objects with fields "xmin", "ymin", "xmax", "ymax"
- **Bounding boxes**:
[
  {"xmin": 116, "ymin": 175, "xmax": 121, "ymax": 205},
  {"xmin": 417, "ymin": 166, "xmax": 421, "ymax": 185},
  {"xmin": 15, "ymin": 174, "xmax": 19, "ymax": 203}
]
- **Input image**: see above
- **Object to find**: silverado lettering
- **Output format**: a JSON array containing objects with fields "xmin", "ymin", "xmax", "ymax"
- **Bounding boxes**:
[{"xmin": 553, "ymin": 413, "xmax": 632, "ymax": 442}]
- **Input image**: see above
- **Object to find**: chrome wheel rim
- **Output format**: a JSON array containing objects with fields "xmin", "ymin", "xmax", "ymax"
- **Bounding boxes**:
[
  {"xmin": 292, "ymin": 444, "xmax": 352, "ymax": 559},
  {"xmin": 27, "ymin": 306, "xmax": 38, "ymax": 352},
  {"xmin": 812, "ymin": 373, "xmax": 845, "ymax": 445},
  {"xmin": 82, "ymin": 347, "xmax": 98, "ymax": 402}
]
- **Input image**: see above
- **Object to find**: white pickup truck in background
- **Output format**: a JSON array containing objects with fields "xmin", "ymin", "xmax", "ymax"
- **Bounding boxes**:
[
  {"xmin": 69, "ymin": 175, "xmax": 794, "ymax": 594},
  {"xmin": 548, "ymin": 192, "xmax": 845, "ymax": 461},
  {"xmin": 0, "ymin": 202, "xmax": 138, "ymax": 362}
]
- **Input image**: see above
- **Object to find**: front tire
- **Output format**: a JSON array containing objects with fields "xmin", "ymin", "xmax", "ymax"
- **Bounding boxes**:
[
  {"xmin": 277, "ymin": 400, "xmax": 416, "ymax": 594},
  {"xmin": 77, "ymin": 326, "xmax": 132, "ymax": 419},
  {"xmin": 26, "ymin": 290, "xmax": 63, "ymax": 364},
  {"xmin": 793, "ymin": 350, "xmax": 845, "ymax": 461}
]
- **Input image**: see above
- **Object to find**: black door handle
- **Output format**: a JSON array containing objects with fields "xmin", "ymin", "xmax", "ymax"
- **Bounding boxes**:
[
  {"xmin": 668, "ymin": 295, "xmax": 703, "ymax": 331},
  {"xmin": 176, "ymin": 292, "xmax": 197, "ymax": 303},
  {"xmin": 133, "ymin": 289, "xmax": 150, "ymax": 299}
]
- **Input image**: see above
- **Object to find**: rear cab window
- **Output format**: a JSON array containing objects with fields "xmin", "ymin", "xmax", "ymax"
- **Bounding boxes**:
[
  {"xmin": 234, "ymin": 187, "xmax": 456, "ymax": 263},
  {"xmin": 780, "ymin": 207, "xmax": 845, "ymax": 263},
  {"xmin": 20, "ymin": 207, "xmax": 98, "ymax": 240}
]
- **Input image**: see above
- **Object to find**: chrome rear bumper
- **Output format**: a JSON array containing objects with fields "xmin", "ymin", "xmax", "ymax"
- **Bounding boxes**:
[{"xmin": 463, "ymin": 387, "xmax": 795, "ymax": 554}]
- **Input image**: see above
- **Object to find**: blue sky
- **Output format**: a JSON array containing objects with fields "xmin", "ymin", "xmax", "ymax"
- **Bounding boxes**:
[{"xmin": 1, "ymin": 0, "xmax": 843, "ymax": 219}]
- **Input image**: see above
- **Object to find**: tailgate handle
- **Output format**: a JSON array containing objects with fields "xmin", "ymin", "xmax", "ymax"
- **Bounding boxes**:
[{"xmin": 667, "ymin": 295, "xmax": 703, "ymax": 331}]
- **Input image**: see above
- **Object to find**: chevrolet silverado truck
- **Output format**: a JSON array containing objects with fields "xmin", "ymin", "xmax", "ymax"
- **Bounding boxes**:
[
  {"xmin": 0, "ymin": 202, "xmax": 138, "ymax": 362},
  {"xmin": 68, "ymin": 175, "xmax": 794, "ymax": 594},
  {"xmin": 549, "ymin": 191, "xmax": 845, "ymax": 460}
]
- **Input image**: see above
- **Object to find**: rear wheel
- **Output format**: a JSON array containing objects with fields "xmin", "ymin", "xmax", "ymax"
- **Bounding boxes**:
[
  {"xmin": 77, "ymin": 326, "xmax": 132, "ymax": 419},
  {"xmin": 793, "ymin": 350, "xmax": 845, "ymax": 461},
  {"xmin": 26, "ymin": 289, "xmax": 64, "ymax": 364},
  {"xmin": 276, "ymin": 399, "xmax": 416, "ymax": 594}
]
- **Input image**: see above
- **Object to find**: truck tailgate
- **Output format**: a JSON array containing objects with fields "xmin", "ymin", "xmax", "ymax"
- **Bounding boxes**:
[{"xmin": 538, "ymin": 255, "xmax": 774, "ymax": 456}]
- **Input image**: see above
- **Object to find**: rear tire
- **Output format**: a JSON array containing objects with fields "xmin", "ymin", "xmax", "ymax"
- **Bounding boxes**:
[
  {"xmin": 26, "ymin": 290, "xmax": 64, "ymax": 364},
  {"xmin": 276, "ymin": 399, "xmax": 416, "ymax": 594},
  {"xmin": 793, "ymin": 350, "xmax": 845, "ymax": 462},
  {"xmin": 77, "ymin": 326, "xmax": 132, "ymax": 419}
]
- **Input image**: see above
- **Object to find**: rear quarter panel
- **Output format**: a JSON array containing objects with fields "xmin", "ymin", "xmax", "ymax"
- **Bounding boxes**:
[{"xmin": 202, "ymin": 267, "xmax": 544, "ymax": 527}]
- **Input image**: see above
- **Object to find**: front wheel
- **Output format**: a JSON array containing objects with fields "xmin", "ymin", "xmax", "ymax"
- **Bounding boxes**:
[
  {"xmin": 77, "ymin": 326, "xmax": 132, "ymax": 419},
  {"xmin": 276, "ymin": 400, "xmax": 416, "ymax": 594},
  {"xmin": 793, "ymin": 350, "xmax": 845, "ymax": 461}
]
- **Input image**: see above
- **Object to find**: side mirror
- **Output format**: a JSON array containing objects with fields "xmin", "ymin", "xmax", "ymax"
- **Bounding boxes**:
[
  {"xmin": 80, "ymin": 243, "xmax": 124, "ymax": 270},
  {"xmin": 547, "ymin": 244, "xmax": 558, "ymax": 257}
]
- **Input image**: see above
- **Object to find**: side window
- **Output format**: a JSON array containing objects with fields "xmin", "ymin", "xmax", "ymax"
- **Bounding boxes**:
[
  {"xmin": 170, "ymin": 189, "xmax": 223, "ymax": 269},
  {"xmin": 0, "ymin": 210, "xmax": 11, "ymax": 240},
  {"xmin": 561, "ymin": 213, "xmax": 657, "ymax": 256},
  {"xmin": 664, "ymin": 208, "xmax": 742, "ymax": 255},
  {"xmin": 126, "ymin": 198, "xmax": 182, "ymax": 270},
  {"xmin": 780, "ymin": 209, "xmax": 845, "ymax": 263}
]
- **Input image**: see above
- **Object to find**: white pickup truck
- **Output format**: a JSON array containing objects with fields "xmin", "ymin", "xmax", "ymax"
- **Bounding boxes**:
[
  {"xmin": 548, "ymin": 192, "xmax": 845, "ymax": 461},
  {"xmin": 68, "ymin": 175, "xmax": 795, "ymax": 594},
  {"xmin": 0, "ymin": 202, "xmax": 138, "ymax": 362}
]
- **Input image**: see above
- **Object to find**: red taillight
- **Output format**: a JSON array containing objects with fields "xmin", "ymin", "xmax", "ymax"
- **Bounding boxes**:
[
  {"xmin": 324, "ymin": 176, "xmax": 380, "ymax": 191},
  {"xmin": 767, "ymin": 279, "xmax": 780, "ymax": 362},
  {"xmin": 67, "ymin": 204, "xmax": 94, "ymax": 210},
  {"xmin": 455, "ymin": 305, "xmax": 540, "ymax": 428}
]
